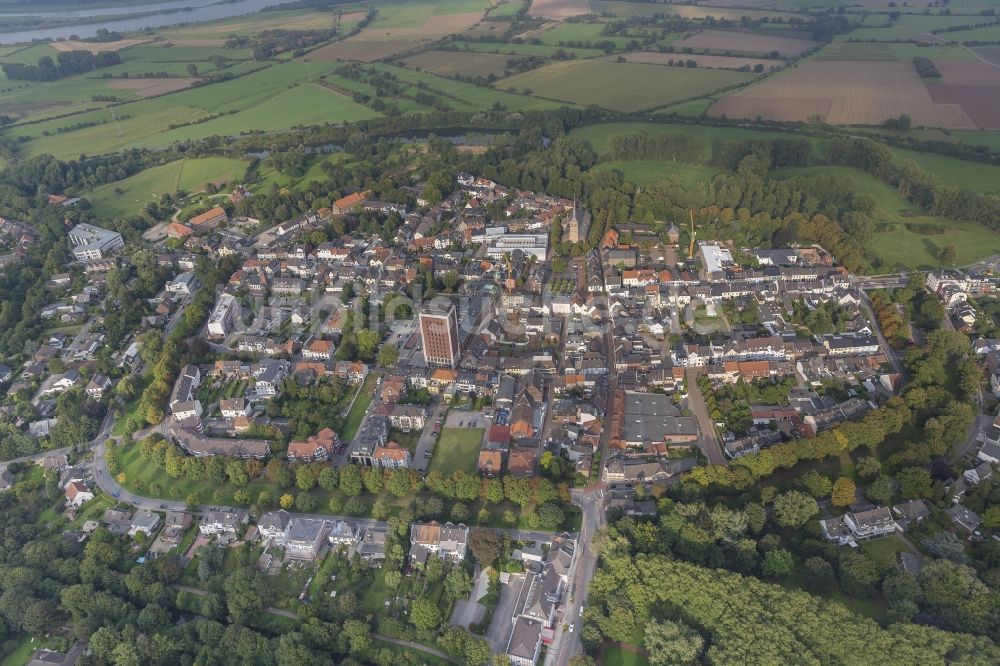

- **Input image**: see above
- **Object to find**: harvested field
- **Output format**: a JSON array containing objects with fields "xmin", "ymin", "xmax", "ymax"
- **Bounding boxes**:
[
  {"xmin": 928, "ymin": 85, "xmax": 1000, "ymax": 129},
  {"xmin": 51, "ymin": 38, "xmax": 150, "ymax": 53},
  {"xmin": 528, "ymin": 0, "xmax": 593, "ymax": 20},
  {"xmin": 108, "ymin": 78, "xmax": 197, "ymax": 97},
  {"xmin": 614, "ymin": 51, "xmax": 782, "ymax": 71},
  {"xmin": 307, "ymin": 38, "xmax": 424, "ymax": 62},
  {"xmin": 935, "ymin": 61, "xmax": 1000, "ymax": 86},
  {"xmin": 423, "ymin": 11, "xmax": 484, "ymax": 30},
  {"xmin": 339, "ymin": 11, "xmax": 369, "ymax": 23},
  {"xmin": 674, "ymin": 29, "xmax": 817, "ymax": 56},
  {"xmin": 401, "ymin": 50, "xmax": 512, "ymax": 78},
  {"xmin": 356, "ymin": 11, "xmax": 483, "ymax": 38},
  {"xmin": 709, "ymin": 60, "xmax": 977, "ymax": 128},
  {"xmin": 158, "ymin": 38, "xmax": 226, "ymax": 47},
  {"xmin": 816, "ymin": 42, "xmax": 896, "ymax": 61}
]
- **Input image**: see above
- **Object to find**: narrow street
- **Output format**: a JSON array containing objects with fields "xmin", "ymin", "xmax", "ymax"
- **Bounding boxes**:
[{"xmin": 684, "ymin": 368, "xmax": 726, "ymax": 465}]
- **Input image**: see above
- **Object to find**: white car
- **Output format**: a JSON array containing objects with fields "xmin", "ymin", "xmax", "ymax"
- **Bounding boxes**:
[{"xmin": 568, "ymin": 624, "xmax": 575, "ymax": 633}]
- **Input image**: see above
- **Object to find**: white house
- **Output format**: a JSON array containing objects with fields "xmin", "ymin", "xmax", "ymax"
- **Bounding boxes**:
[{"xmin": 64, "ymin": 480, "xmax": 94, "ymax": 509}]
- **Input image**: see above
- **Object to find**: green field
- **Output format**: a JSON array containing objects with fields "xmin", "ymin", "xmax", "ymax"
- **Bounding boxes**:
[
  {"xmin": 450, "ymin": 40, "xmax": 604, "ymax": 58},
  {"xmin": 773, "ymin": 165, "xmax": 1000, "ymax": 269},
  {"xmin": 371, "ymin": 63, "xmax": 566, "ymax": 111},
  {"xmin": 501, "ymin": 61, "xmax": 750, "ymax": 112},
  {"xmin": 594, "ymin": 160, "xmax": 724, "ymax": 189},
  {"xmin": 600, "ymin": 645, "xmax": 651, "ymax": 666},
  {"xmin": 950, "ymin": 130, "xmax": 1000, "ymax": 152},
  {"xmin": 341, "ymin": 372, "xmax": 380, "ymax": 441},
  {"xmin": 85, "ymin": 157, "xmax": 247, "ymax": 218},
  {"xmin": 892, "ymin": 149, "xmax": 1000, "ymax": 194},
  {"xmin": 7, "ymin": 58, "xmax": 376, "ymax": 159},
  {"xmin": 572, "ymin": 121, "xmax": 821, "ymax": 156},
  {"xmin": 428, "ymin": 427, "xmax": 484, "ymax": 475}
]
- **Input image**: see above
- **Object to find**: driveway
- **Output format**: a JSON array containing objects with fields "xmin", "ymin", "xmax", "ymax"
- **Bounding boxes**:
[
  {"xmin": 450, "ymin": 567, "xmax": 489, "ymax": 629},
  {"xmin": 486, "ymin": 572, "xmax": 524, "ymax": 652},
  {"xmin": 413, "ymin": 402, "xmax": 448, "ymax": 473}
]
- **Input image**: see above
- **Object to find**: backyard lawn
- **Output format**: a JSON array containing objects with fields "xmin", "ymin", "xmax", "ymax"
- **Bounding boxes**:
[
  {"xmin": 601, "ymin": 645, "xmax": 651, "ymax": 666},
  {"xmin": 341, "ymin": 372, "xmax": 380, "ymax": 441},
  {"xmin": 861, "ymin": 534, "xmax": 913, "ymax": 567},
  {"xmin": 428, "ymin": 427, "xmax": 484, "ymax": 476}
]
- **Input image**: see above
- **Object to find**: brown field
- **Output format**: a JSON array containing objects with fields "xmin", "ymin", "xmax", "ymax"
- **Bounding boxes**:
[
  {"xmin": 108, "ymin": 77, "xmax": 196, "ymax": 97},
  {"xmin": 674, "ymin": 29, "xmax": 817, "ymax": 56},
  {"xmin": 401, "ymin": 50, "xmax": 512, "ymax": 77},
  {"xmin": 928, "ymin": 85, "xmax": 1000, "ymax": 129},
  {"xmin": 614, "ymin": 51, "xmax": 783, "ymax": 71},
  {"xmin": 529, "ymin": 0, "xmax": 593, "ymax": 20},
  {"xmin": 348, "ymin": 11, "xmax": 483, "ymax": 40},
  {"xmin": 466, "ymin": 19, "xmax": 512, "ymax": 37},
  {"xmin": 709, "ymin": 60, "xmax": 977, "ymax": 128},
  {"xmin": 52, "ymin": 38, "xmax": 150, "ymax": 53},
  {"xmin": 339, "ymin": 11, "xmax": 369, "ymax": 23},
  {"xmin": 307, "ymin": 38, "xmax": 424, "ymax": 62},
  {"xmin": 936, "ymin": 61, "xmax": 1000, "ymax": 86},
  {"xmin": 158, "ymin": 38, "xmax": 226, "ymax": 47}
]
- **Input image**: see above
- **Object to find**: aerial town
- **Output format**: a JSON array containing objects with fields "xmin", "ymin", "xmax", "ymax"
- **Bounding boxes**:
[{"xmin": 5, "ymin": 154, "xmax": 1000, "ymax": 665}]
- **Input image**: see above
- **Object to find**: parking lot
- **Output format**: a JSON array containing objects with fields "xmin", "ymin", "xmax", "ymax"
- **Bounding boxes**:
[
  {"xmin": 444, "ymin": 411, "xmax": 489, "ymax": 430},
  {"xmin": 412, "ymin": 402, "xmax": 448, "ymax": 473}
]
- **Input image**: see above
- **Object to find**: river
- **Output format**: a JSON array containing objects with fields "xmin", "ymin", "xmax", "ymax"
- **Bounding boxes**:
[{"xmin": 0, "ymin": 0, "xmax": 301, "ymax": 44}]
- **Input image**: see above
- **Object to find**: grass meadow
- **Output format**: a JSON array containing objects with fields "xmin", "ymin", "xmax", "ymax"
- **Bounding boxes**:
[
  {"xmin": 428, "ymin": 427, "xmax": 485, "ymax": 476},
  {"xmin": 85, "ymin": 157, "xmax": 247, "ymax": 217},
  {"xmin": 500, "ymin": 60, "xmax": 751, "ymax": 112}
]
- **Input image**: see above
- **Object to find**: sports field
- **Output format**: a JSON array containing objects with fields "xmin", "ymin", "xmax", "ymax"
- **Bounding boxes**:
[
  {"xmin": 501, "ymin": 60, "xmax": 751, "ymax": 112},
  {"xmin": 428, "ymin": 428, "xmax": 485, "ymax": 476}
]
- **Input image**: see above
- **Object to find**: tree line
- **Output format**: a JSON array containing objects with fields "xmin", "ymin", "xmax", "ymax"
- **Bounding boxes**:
[{"xmin": 2, "ymin": 50, "xmax": 121, "ymax": 82}]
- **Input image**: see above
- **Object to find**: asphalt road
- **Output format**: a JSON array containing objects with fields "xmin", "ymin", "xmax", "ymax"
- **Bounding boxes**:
[
  {"xmin": 547, "ymin": 487, "xmax": 606, "ymax": 666},
  {"xmin": 0, "ymin": 445, "xmax": 72, "ymax": 472},
  {"xmin": 684, "ymin": 368, "xmax": 727, "ymax": 465},
  {"xmin": 413, "ymin": 402, "xmax": 448, "ymax": 473}
]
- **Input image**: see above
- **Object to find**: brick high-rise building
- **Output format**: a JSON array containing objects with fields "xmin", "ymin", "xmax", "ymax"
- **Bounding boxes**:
[{"xmin": 419, "ymin": 296, "xmax": 460, "ymax": 369}]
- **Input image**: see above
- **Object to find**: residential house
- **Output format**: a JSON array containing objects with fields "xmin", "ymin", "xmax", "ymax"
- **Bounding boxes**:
[
  {"xmin": 843, "ymin": 507, "xmax": 896, "ymax": 540},
  {"xmin": 948, "ymin": 504, "xmax": 982, "ymax": 533},
  {"xmin": 328, "ymin": 521, "xmax": 358, "ymax": 547},
  {"xmin": 356, "ymin": 525, "xmax": 388, "ymax": 562},
  {"xmin": 258, "ymin": 510, "xmax": 291, "ymax": 544},
  {"xmin": 285, "ymin": 517, "xmax": 331, "ymax": 561},
  {"xmin": 199, "ymin": 509, "xmax": 248, "ymax": 541},
  {"xmin": 128, "ymin": 510, "xmax": 161, "ymax": 538},
  {"xmin": 160, "ymin": 511, "xmax": 192, "ymax": 546},
  {"xmin": 220, "ymin": 398, "xmax": 250, "ymax": 419},
  {"xmin": 64, "ymin": 480, "xmax": 93, "ymax": 509},
  {"xmin": 505, "ymin": 617, "xmax": 543, "ymax": 666},
  {"xmin": 388, "ymin": 404, "xmax": 426, "ymax": 431},
  {"xmin": 303, "ymin": 339, "xmax": 335, "ymax": 360},
  {"xmin": 478, "ymin": 449, "xmax": 504, "ymax": 477},
  {"xmin": 86, "ymin": 374, "xmax": 112, "ymax": 400},
  {"xmin": 372, "ymin": 441, "xmax": 411, "ymax": 468},
  {"xmin": 408, "ymin": 521, "xmax": 469, "ymax": 564},
  {"xmin": 287, "ymin": 427, "xmax": 338, "ymax": 461},
  {"xmin": 964, "ymin": 461, "xmax": 993, "ymax": 485},
  {"xmin": 892, "ymin": 500, "xmax": 930, "ymax": 528}
]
